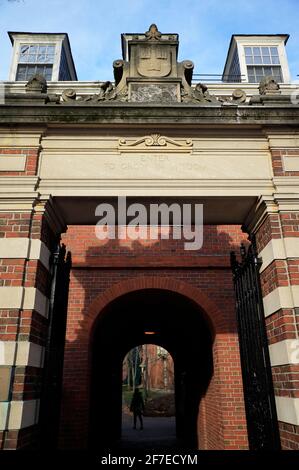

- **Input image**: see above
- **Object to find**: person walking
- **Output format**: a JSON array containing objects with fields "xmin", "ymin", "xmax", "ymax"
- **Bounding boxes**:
[{"xmin": 130, "ymin": 388, "xmax": 145, "ymax": 430}]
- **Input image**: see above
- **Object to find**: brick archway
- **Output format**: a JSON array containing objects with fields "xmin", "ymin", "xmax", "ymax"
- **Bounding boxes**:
[
  {"xmin": 87, "ymin": 276, "xmax": 223, "ymax": 338},
  {"xmin": 60, "ymin": 275, "xmax": 248, "ymax": 450},
  {"xmin": 84, "ymin": 276, "xmax": 247, "ymax": 449}
]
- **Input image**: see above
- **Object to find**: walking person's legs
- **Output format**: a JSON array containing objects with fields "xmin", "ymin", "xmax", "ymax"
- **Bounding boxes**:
[
  {"xmin": 138, "ymin": 412, "xmax": 143, "ymax": 430},
  {"xmin": 133, "ymin": 412, "xmax": 137, "ymax": 429}
]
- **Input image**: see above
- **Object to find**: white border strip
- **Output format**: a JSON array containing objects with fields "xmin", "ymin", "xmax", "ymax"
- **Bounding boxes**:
[
  {"xmin": 0, "ymin": 287, "xmax": 49, "ymax": 318},
  {"xmin": 269, "ymin": 339, "xmax": 299, "ymax": 366},
  {"xmin": 275, "ymin": 396, "xmax": 299, "ymax": 426},
  {"xmin": 263, "ymin": 286, "xmax": 299, "ymax": 317},
  {"xmin": 0, "ymin": 238, "xmax": 50, "ymax": 270},
  {"xmin": 0, "ymin": 400, "xmax": 39, "ymax": 431},
  {"xmin": 260, "ymin": 237, "xmax": 299, "ymax": 273},
  {"xmin": 0, "ymin": 341, "xmax": 44, "ymax": 367}
]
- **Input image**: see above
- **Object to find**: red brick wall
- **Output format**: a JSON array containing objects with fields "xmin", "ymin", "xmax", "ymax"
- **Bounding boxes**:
[
  {"xmin": 0, "ymin": 425, "xmax": 40, "ymax": 450},
  {"xmin": 60, "ymin": 224, "xmax": 249, "ymax": 450},
  {"xmin": 0, "ymin": 148, "xmax": 40, "ymax": 176},
  {"xmin": 281, "ymin": 213, "xmax": 299, "ymax": 237},
  {"xmin": 279, "ymin": 422, "xmax": 299, "ymax": 450},
  {"xmin": 266, "ymin": 309, "xmax": 298, "ymax": 345},
  {"xmin": 260, "ymin": 260, "xmax": 290, "ymax": 296},
  {"xmin": 255, "ymin": 211, "xmax": 299, "ymax": 449},
  {"xmin": 271, "ymin": 149, "xmax": 299, "ymax": 177},
  {"xmin": 255, "ymin": 214, "xmax": 281, "ymax": 252},
  {"xmin": 0, "ymin": 210, "xmax": 55, "ymax": 449}
]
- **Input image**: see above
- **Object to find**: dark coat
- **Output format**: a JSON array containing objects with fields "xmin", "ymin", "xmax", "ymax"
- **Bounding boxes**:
[{"xmin": 130, "ymin": 390, "xmax": 145, "ymax": 414}]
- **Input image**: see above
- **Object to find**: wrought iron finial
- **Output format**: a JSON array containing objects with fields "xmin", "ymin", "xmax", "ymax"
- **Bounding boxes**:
[
  {"xmin": 230, "ymin": 250, "xmax": 237, "ymax": 270},
  {"xmin": 240, "ymin": 243, "xmax": 246, "ymax": 262}
]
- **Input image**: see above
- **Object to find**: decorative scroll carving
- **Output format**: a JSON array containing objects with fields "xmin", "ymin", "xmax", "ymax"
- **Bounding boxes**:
[
  {"xmin": 119, "ymin": 134, "xmax": 193, "ymax": 149},
  {"xmin": 182, "ymin": 82, "xmax": 219, "ymax": 104},
  {"xmin": 259, "ymin": 76, "xmax": 281, "ymax": 95},
  {"xmin": 59, "ymin": 81, "xmax": 128, "ymax": 104},
  {"xmin": 231, "ymin": 88, "xmax": 246, "ymax": 103},
  {"xmin": 84, "ymin": 81, "xmax": 117, "ymax": 102},
  {"xmin": 61, "ymin": 89, "xmax": 77, "ymax": 102},
  {"xmin": 218, "ymin": 88, "xmax": 247, "ymax": 105},
  {"xmin": 25, "ymin": 74, "xmax": 47, "ymax": 93}
]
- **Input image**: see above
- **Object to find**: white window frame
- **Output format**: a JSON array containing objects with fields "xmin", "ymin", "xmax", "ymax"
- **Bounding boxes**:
[
  {"xmin": 9, "ymin": 36, "xmax": 62, "ymax": 81},
  {"xmin": 235, "ymin": 37, "xmax": 290, "ymax": 83}
]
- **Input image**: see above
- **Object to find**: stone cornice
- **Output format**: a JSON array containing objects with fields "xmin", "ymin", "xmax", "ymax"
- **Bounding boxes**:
[{"xmin": 0, "ymin": 103, "xmax": 299, "ymax": 126}]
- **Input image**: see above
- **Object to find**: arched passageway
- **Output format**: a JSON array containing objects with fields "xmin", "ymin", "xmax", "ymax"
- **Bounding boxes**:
[{"xmin": 89, "ymin": 288, "xmax": 213, "ymax": 450}]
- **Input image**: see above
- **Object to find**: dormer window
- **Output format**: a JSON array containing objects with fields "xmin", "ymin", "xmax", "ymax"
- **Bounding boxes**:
[
  {"xmin": 16, "ymin": 43, "xmax": 55, "ymax": 81},
  {"xmin": 222, "ymin": 34, "xmax": 290, "ymax": 84},
  {"xmin": 8, "ymin": 32, "xmax": 77, "ymax": 82},
  {"xmin": 244, "ymin": 46, "xmax": 282, "ymax": 83}
]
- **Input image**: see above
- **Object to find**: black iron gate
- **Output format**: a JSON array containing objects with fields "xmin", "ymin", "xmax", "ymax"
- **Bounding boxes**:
[
  {"xmin": 40, "ymin": 243, "xmax": 71, "ymax": 449},
  {"xmin": 230, "ymin": 241, "xmax": 281, "ymax": 450}
]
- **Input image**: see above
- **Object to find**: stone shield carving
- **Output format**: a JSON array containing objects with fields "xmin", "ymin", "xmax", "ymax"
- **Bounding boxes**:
[{"xmin": 136, "ymin": 44, "xmax": 171, "ymax": 78}]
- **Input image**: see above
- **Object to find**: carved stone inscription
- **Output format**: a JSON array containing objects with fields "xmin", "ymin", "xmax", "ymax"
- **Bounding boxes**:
[{"xmin": 130, "ymin": 83, "xmax": 178, "ymax": 102}]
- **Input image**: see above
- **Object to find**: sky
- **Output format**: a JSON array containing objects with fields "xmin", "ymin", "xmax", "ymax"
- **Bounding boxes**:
[{"xmin": 0, "ymin": 0, "xmax": 298, "ymax": 82}]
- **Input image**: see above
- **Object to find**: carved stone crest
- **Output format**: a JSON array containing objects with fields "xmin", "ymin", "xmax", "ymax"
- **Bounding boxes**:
[{"xmin": 136, "ymin": 44, "xmax": 171, "ymax": 78}]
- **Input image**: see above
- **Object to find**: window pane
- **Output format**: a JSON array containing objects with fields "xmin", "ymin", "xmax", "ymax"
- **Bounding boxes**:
[
  {"xmin": 39, "ymin": 46, "xmax": 47, "ymax": 54},
  {"xmin": 261, "ymin": 47, "xmax": 269, "ymax": 56},
  {"xmin": 27, "ymin": 68, "xmax": 36, "ymax": 80},
  {"xmin": 19, "ymin": 45, "xmax": 29, "ymax": 63},
  {"xmin": 254, "ymin": 56, "xmax": 262, "ymax": 64},
  {"xmin": 263, "ymin": 56, "xmax": 271, "ymax": 64},
  {"xmin": 21, "ymin": 45, "xmax": 29, "ymax": 54},
  {"xmin": 272, "ymin": 67, "xmax": 282, "ymax": 81},
  {"xmin": 244, "ymin": 47, "xmax": 252, "ymax": 54},
  {"xmin": 16, "ymin": 65, "xmax": 26, "ymax": 80},
  {"xmin": 253, "ymin": 47, "xmax": 260, "ymax": 55},
  {"xmin": 270, "ymin": 47, "xmax": 278, "ymax": 56},
  {"xmin": 37, "ymin": 54, "xmax": 46, "ymax": 63},
  {"xmin": 19, "ymin": 55, "xmax": 28, "ymax": 63},
  {"xmin": 47, "ymin": 45, "xmax": 55, "ymax": 55},
  {"xmin": 29, "ymin": 45, "xmax": 38, "ymax": 54},
  {"xmin": 16, "ymin": 63, "xmax": 53, "ymax": 81},
  {"xmin": 272, "ymin": 56, "xmax": 280, "ymax": 65},
  {"xmin": 245, "ymin": 56, "xmax": 253, "ymax": 64},
  {"xmin": 263, "ymin": 66, "xmax": 272, "ymax": 74},
  {"xmin": 27, "ymin": 54, "xmax": 36, "ymax": 63}
]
